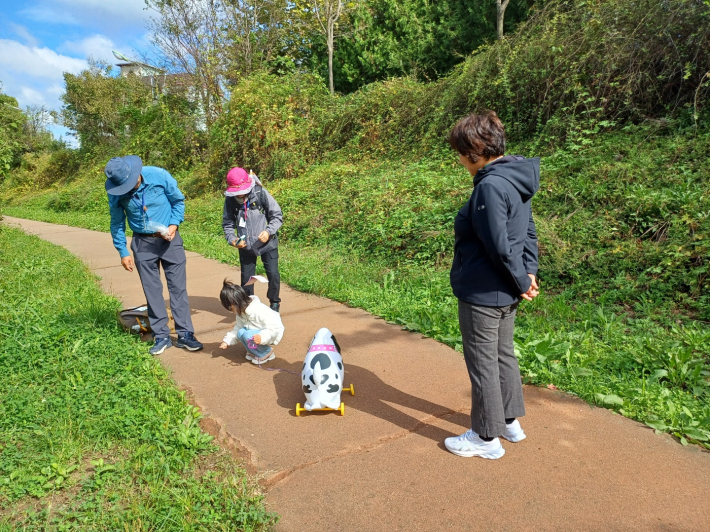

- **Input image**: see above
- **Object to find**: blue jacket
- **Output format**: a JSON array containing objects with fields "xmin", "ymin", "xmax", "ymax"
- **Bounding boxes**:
[
  {"xmin": 450, "ymin": 155, "xmax": 539, "ymax": 307},
  {"xmin": 109, "ymin": 166, "xmax": 186, "ymax": 258}
]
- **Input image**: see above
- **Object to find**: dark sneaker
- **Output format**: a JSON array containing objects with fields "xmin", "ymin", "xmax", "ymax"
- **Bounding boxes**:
[
  {"xmin": 270, "ymin": 302, "xmax": 280, "ymax": 313},
  {"xmin": 149, "ymin": 337, "xmax": 172, "ymax": 355},
  {"xmin": 176, "ymin": 332, "xmax": 203, "ymax": 351}
]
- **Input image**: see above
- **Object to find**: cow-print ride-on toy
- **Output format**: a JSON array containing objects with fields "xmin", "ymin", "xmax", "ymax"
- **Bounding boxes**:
[{"xmin": 296, "ymin": 327, "xmax": 354, "ymax": 416}]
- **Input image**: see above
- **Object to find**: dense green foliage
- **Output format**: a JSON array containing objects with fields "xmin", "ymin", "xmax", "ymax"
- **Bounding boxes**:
[
  {"xmin": 0, "ymin": 228, "xmax": 275, "ymax": 529},
  {"xmin": 305, "ymin": 0, "xmax": 533, "ymax": 92},
  {"xmin": 0, "ymin": 91, "xmax": 57, "ymax": 181},
  {"xmin": 209, "ymin": 0, "xmax": 710, "ymax": 183},
  {"xmin": 0, "ymin": 93, "xmax": 26, "ymax": 179},
  {"xmin": 61, "ymin": 62, "xmax": 205, "ymax": 168},
  {"xmin": 1, "ymin": 0, "xmax": 709, "ymax": 450},
  {"xmin": 4, "ymin": 123, "xmax": 710, "ymax": 447}
]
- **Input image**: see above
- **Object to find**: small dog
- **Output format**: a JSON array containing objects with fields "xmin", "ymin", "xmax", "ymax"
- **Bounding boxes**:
[{"xmin": 301, "ymin": 328, "xmax": 344, "ymax": 410}]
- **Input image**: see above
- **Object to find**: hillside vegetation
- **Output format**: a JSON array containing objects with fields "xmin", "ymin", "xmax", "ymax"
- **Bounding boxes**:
[{"xmin": 1, "ymin": 0, "xmax": 710, "ymax": 447}]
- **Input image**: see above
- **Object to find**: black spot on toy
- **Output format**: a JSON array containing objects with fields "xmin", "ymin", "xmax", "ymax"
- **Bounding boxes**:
[{"xmin": 310, "ymin": 353, "xmax": 332, "ymax": 370}]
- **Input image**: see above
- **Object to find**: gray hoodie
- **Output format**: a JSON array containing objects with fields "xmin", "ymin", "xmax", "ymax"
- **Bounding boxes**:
[{"xmin": 222, "ymin": 183, "xmax": 283, "ymax": 257}]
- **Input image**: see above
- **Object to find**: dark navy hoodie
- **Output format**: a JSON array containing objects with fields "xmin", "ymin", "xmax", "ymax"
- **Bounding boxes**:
[{"xmin": 450, "ymin": 155, "xmax": 540, "ymax": 307}]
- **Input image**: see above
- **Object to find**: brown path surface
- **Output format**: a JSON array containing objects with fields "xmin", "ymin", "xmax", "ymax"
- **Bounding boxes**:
[{"xmin": 6, "ymin": 216, "xmax": 710, "ymax": 531}]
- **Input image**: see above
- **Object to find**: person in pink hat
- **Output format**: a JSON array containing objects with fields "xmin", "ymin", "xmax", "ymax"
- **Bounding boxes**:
[{"xmin": 221, "ymin": 167, "xmax": 284, "ymax": 312}]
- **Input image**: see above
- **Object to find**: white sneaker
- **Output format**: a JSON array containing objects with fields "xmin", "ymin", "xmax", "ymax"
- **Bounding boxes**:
[
  {"xmin": 444, "ymin": 429, "xmax": 505, "ymax": 459},
  {"xmin": 251, "ymin": 352, "xmax": 275, "ymax": 365},
  {"xmin": 501, "ymin": 420, "xmax": 526, "ymax": 442}
]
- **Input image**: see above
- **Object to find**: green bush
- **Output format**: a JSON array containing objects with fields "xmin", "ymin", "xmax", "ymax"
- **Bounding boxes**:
[{"xmin": 210, "ymin": 71, "xmax": 329, "ymax": 183}]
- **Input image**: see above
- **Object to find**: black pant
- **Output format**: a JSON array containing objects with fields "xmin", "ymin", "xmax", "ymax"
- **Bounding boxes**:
[{"xmin": 239, "ymin": 248, "xmax": 281, "ymax": 304}]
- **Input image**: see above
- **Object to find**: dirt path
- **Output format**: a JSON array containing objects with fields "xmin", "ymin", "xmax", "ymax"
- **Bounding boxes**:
[{"xmin": 6, "ymin": 216, "xmax": 710, "ymax": 531}]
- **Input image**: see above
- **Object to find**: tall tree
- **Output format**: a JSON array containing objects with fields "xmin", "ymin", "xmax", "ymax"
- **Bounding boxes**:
[
  {"xmin": 302, "ymin": 0, "xmax": 350, "ymax": 94},
  {"xmin": 222, "ymin": 0, "xmax": 293, "ymax": 83},
  {"xmin": 309, "ymin": 0, "xmax": 533, "ymax": 94},
  {"xmin": 497, "ymin": 0, "xmax": 511, "ymax": 39},
  {"xmin": 61, "ymin": 61, "xmax": 151, "ymax": 150},
  {"xmin": 146, "ymin": 0, "xmax": 226, "ymax": 127}
]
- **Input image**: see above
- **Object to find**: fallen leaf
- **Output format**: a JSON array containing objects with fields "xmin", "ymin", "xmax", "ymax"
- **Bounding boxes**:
[{"xmin": 546, "ymin": 384, "xmax": 560, "ymax": 391}]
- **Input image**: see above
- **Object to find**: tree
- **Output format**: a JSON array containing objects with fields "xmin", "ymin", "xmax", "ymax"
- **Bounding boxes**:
[
  {"xmin": 300, "ymin": 0, "xmax": 351, "ymax": 94},
  {"xmin": 0, "ymin": 91, "xmax": 26, "ymax": 179},
  {"xmin": 146, "ymin": 0, "xmax": 226, "ymax": 127},
  {"xmin": 23, "ymin": 105, "xmax": 54, "ymax": 152},
  {"xmin": 61, "ymin": 60, "xmax": 151, "ymax": 150},
  {"xmin": 497, "ymin": 0, "xmax": 511, "ymax": 39},
  {"xmin": 222, "ymin": 0, "xmax": 294, "ymax": 83},
  {"xmin": 305, "ymin": 0, "xmax": 533, "ymax": 93}
]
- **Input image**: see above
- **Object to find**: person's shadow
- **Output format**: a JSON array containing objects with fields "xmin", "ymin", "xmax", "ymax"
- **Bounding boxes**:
[
  {"xmin": 186, "ymin": 295, "xmax": 235, "ymax": 326},
  {"xmin": 194, "ymin": 306, "xmax": 471, "ymax": 446},
  {"xmin": 270, "ymin": 360, "xmax": 470, "ymax": 445}
]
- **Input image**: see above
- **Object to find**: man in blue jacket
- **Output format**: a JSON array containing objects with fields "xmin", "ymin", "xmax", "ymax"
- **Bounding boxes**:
[{"xmin": 106, "ymin": 155, "xmax": 203, "ymax": 355}]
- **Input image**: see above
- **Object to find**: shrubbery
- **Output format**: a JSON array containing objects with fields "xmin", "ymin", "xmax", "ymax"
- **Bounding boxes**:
[{"xmin": 210, "ymin": 0, "xmax": 710, "ymax": 183}]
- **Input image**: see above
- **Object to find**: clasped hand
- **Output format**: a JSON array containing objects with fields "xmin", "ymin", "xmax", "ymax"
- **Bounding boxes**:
[{"xmin": 521, "ymin": 274, "xmax": 539, "ymax": 301}]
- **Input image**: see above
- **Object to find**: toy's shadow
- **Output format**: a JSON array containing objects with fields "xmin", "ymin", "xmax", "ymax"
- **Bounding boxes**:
[{"xmin": 271, "ymin": 360, "xmax": 470, "ymax": 444}]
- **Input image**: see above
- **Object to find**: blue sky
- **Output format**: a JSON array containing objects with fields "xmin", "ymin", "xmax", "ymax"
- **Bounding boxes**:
[{"xmin": 0, "ymin": 0, "xmax": 154, "ymax": 142}]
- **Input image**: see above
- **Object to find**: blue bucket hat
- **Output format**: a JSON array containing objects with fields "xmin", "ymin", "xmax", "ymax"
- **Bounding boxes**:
[{"xmin": 104, "ymin": 155, "xmax": 142, "ymax": 196}]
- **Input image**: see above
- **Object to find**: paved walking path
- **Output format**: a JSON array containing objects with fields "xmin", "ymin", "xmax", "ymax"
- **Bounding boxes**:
[{"xmin": 6, "ymin": 215, "xmax": 710, "ymax": 531}]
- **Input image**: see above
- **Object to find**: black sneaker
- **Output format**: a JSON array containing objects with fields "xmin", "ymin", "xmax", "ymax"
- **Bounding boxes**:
[
  {"xmin": 149, "ymin": 337, "xmax": 172, "ymax": 355},
  {"xmin": 176, "ymin": 332, "xmax": 203, "ymax": 351},
  {"xmin": 270, "ymin": 302, "xmax": 280, "ymax": 313}
]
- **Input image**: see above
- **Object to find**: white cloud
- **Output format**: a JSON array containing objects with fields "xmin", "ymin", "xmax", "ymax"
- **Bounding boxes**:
[
  {"xmin": 17, "ymin": 87, "xmax": 47, "ymax": 106},
  {"xmin": 61, "ymin": 34, "xmax": 117, "ymax": 64},
  {"xmin": 0, "ymin": 39, "xmax": 88, "ymax": 114},
  {"xmin": 18, "ymin": 7, "xmax": 80, "ymax": 26},
  {"xmin": 55, "ymin": 0, "xmax": 147, "ymax": 21},
  {"xmin": 9, "ymin": 23, "xmax": 39, "ymax": 47},
  {"xmin": 0, "ymin": 39, "xmax": 86, "ymax": 80},
  {"xmin": 22, "ymin": 0, "xmax": 149, "ymax": 37}
]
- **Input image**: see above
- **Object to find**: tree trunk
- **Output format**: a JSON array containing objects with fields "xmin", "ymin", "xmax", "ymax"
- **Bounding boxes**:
[
  {"xmin": 327, "ymin": 29, "xmax": 335, "ymax": 94},
  {"xmin": 497, "ymin": 0, "xmax": 510, "ymax": 40}
]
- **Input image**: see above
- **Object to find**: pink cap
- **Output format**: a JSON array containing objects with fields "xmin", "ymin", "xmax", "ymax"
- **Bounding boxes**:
[{"xmin": 225, "ymin": 167, "xmax": 252, "ymax": 194}]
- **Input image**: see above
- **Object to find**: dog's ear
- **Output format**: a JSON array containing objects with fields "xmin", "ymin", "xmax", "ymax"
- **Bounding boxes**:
[{"xmin": 330, "ymin": 333, "xmax": 341, "ymax": 354}]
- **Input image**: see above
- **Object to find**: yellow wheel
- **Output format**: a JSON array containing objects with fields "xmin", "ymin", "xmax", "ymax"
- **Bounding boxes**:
[
  {"xmin": 349, "ymin": 383, "xmax": 355, "ymax": 396},
  {"xmin": 296, "ymin": 403, "xmax": 302, "ymax": 417},
  {"xmin": 339, "ymin": 402, "xmax": 345, "ymax": 416}
]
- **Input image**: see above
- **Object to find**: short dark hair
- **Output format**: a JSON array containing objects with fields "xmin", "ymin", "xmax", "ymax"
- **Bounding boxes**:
[
  {"xmin": 448, "ymin": 111, "xmax": 506, "ymax": 164},
  {"xmin": 220, "ymin": 279, "xmax": 251, "ymax": 315}
]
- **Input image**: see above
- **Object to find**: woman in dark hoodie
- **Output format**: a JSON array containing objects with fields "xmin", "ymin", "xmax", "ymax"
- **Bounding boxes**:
[{"xmin": 445, "ymin": 111, "xmax": 540, "ymax": 460}]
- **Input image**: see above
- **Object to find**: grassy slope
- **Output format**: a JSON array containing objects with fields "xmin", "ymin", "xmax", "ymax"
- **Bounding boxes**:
[
  {"xmin": 2, "ymin": 125, "xmax": 709, "ymax": 447},
  {"xmin": 0, "ymin": 227, "xmax": 276, "ymax": 530}
]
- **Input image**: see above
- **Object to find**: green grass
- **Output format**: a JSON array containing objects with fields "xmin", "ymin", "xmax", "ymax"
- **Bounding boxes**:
[
  {"xmin": 0, "ymin": 226, "xmax": 276, "ymax": 530},
  {"xmin": 2, "ymin": 125, "xmax": 709, "ymax": 448}
]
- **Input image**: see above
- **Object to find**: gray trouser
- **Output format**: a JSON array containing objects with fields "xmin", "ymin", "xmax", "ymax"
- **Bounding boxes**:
[
  {"xmin": 239, "ymin": 248, "xmax": 281, "ymax": 304},
  {"xmin": 130, "ymin": 231, "xmax": 194, "ymax": 339},
  {"xmin": 458, "ymin": 300, "xmax": 526, "ymax": 438}
]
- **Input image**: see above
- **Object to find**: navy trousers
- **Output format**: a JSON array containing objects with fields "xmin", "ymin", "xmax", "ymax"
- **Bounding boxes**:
[{"xmin": 130, "ymin": 231, "xmax": 194, "ymax": 339}]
